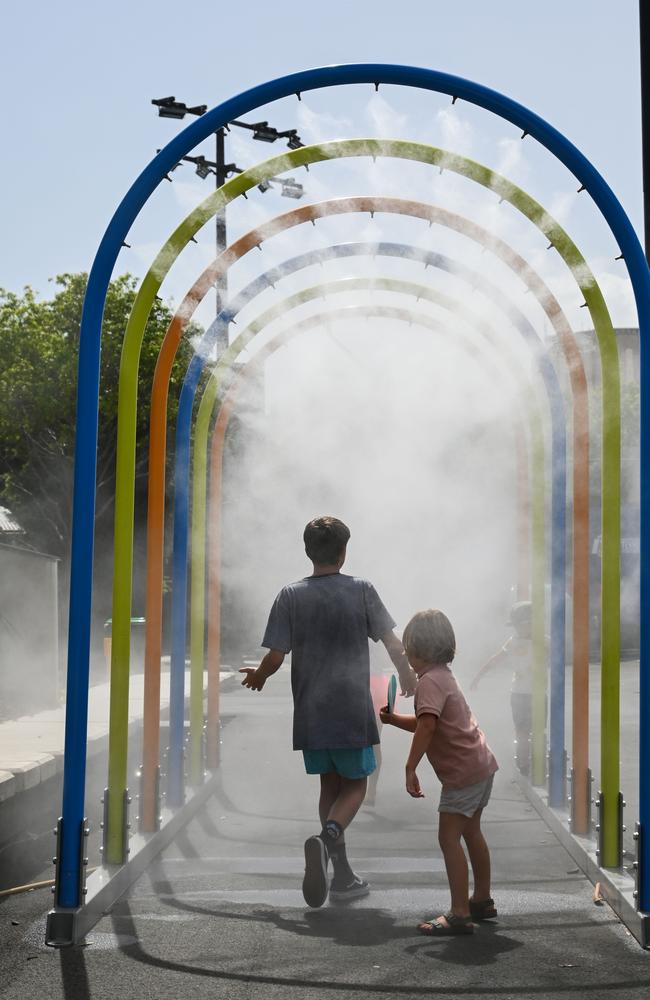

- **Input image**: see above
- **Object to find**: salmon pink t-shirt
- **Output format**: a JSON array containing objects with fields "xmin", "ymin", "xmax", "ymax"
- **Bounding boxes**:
[{"xmin": 415, "ymin": 663, "xmax": 498, "ymax": 789}]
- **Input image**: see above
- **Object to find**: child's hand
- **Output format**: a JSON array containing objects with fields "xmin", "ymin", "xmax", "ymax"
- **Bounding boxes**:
[
  {"xmin": 405, "ymin": 766, "xmax": 424, "ymax": 798},
  {"xmin": 239, "ymin": 667, "xmax": 266, "ymax": 691},
  {"xmin": 379, "ymin": 706, "xmax": 393, "ymax": 725}
]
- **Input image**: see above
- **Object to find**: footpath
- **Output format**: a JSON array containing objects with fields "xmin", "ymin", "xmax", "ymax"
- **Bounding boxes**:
[
  {"xmin": 0, "ymin": 672, "xmax": 168, "ymax": 803},
  {"xmin": 0, "ymin": 664, "xmax": 236, "ymax": 889},
  {"xmin": 0, "ymin": 670, "xmax": 649, "ymax": 999}
]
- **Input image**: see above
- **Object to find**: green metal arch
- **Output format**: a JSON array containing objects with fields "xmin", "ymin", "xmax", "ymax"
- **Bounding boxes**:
[{"xmin": 108, "ymin": 138, "xmax": 620, "ymax": 861}]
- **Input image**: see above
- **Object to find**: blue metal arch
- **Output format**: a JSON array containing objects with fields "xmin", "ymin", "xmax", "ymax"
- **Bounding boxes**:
[{"xmin": 60, "ymin": 64, "xmax": 650, "ymax": 912}]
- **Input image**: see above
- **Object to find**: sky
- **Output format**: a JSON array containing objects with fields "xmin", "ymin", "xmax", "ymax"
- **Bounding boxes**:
[{"xmin": 1, "ymin": 1, "xmax": 643, "ymax": 303}]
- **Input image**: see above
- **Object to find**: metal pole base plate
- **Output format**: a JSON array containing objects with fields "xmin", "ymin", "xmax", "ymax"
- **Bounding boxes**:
[{"xmin": 45, "ymin": 908, "xmax": 79, "ymax": 948}]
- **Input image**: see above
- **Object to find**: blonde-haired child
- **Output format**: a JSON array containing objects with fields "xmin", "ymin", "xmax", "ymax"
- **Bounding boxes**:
[{"xmin": 381, "ymin": 609, "xmax": 498, "ymax": 935}]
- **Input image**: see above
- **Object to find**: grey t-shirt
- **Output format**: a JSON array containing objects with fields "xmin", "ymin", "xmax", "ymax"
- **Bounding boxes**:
[{"xmin": 262, "ymin": 573, "xmax": 395, "ymax": 751}]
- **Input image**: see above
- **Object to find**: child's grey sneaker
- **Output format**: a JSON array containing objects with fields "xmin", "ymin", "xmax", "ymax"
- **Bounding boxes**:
[
  {"xmin": 302, "ymin": 836, "xmax": 329, "ymax": 908},
  {"xmin": 329, "ymin": 875, "xmax": 370, "ymax": 902}
]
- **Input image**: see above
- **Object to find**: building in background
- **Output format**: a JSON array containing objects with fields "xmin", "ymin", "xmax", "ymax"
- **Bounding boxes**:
[{"xmin": 0, "ymin": 507, "xmax": 60, "ymax": 718}]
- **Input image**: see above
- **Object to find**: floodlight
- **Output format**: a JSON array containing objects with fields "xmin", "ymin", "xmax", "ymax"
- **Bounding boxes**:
[
  {"xmin": 153, "ymin": 97, "xmax": 186, "ymax": 119},
  {"xmin": 194, "ymin": 157, "xmax": 212, "ymax": 179},
  {"xmin": 281, "ymin": 178, "xmax": 304, "ymax": 199},
  {"xmin": 151, "ymin": 96, "xmax": 207, "ymax": 119},
  {"xmin": 252, "ymin": 121, "xmax": 279, "ymax": 142}
]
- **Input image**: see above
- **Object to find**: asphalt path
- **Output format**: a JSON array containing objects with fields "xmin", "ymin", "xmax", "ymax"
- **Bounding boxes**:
[{"xmin": 1, "ymin": 669, "xmax": 649, "ymax": 999}]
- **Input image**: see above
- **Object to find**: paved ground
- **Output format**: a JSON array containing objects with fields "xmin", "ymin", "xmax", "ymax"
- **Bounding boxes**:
[{"xmin": 1, "ymin": 671, "xmax": 649, "ymax": 999}]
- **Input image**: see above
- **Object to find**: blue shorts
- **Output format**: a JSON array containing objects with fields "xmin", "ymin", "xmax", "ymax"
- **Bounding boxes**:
[{"xmin": 302, "ymin": 746, "xmax": 376, "ymax": 779}]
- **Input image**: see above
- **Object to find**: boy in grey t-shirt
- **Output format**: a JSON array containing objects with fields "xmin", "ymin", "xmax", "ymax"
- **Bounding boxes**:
[{"xmin": 240, "ymin": 516, "xmax": 415, "ymax": 908}]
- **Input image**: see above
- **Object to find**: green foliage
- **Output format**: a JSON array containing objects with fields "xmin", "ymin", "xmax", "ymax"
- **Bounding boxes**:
[{"xmin": 0, "ymin": 273, "xmax": 196, "ymax": 559}]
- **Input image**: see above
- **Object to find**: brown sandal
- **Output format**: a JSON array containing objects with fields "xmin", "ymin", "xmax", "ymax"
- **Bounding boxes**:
[
  {"xmin": 470, "ymin": 897, "xmax": 497, "ymax": 921},
  {"xmin": 417, "ymin": 911, "xmax": 474, "ymax": 936}
]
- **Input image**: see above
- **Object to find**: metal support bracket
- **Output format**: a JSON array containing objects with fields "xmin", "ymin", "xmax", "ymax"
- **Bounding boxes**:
[
  {"xmin": 595, "ymin": 790, "xmax": 625, "ymax": 868},
  {"xmin": 633, "ymin": 822, "xmax": 643, "ymax": 910},
  {"xmin": 123, "ymin": 788, "xmax": 132, "ymax": 861},
  {"xmin": 154, "ymin": 765, "xmax": 161, "ymax": 829},
  {"xmin": 100, "ymin": 787, "xmax": 109, "ymax": 861},
  {"xmin": 618, "ymin": 792, "xmax": 626, "ymax": 868},
  {"xmin": 137, "ymin": 764, "xmax": 144, "ymax": 834},
  {"xmin": 79, "ymin": 818, "xmax": 90, "ymax": 899},
  {"xmin": 137, "ymin": 764, "xmax": 161, "ymax": 833},
  {"xmin": 45, "ymin": 815, "xmax": 89, "ymax": 947},
  {"xmin": 160, "ymin": 738, "xmax": 169, "ymax": 807},
  {"xmin": 547, "ymin": 749, "xmax": 567, "ymax": 807},
  {"xmin": 569, "ymin": 767, "xmax": 593, "ymax": 834},
  {"xmin": 595, "ymin": 789, "xmax": 604, "ymax": 863},
  {"xmin": 51, "ymin": 817, "xmax": 63, "ymax": 904},
  {"xmin": 100, "ymin": 787, "xmax": 131, "ymax": 864}
]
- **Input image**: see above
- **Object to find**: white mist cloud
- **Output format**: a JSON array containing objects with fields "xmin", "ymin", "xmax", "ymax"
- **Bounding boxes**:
[
  {"xmin": 217, "ymin": 306, "xmax": 523, "ymax": 679},
  {"xmin": 296, "ymin": 101, "xmax": 354, "ymax": 143},
  {"xmin": 434, "ymin": 106, "xmax": 475, "ymax": 157},
  {"xmin": 365, "ymin": 93, "xmax": 409, "ymax": 137}
]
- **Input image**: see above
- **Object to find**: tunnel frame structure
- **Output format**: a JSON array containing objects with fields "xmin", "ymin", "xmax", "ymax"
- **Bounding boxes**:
[
  {"xmin": 107, "ymin": 140, "xmax": 616, "ymax": 864},
  {"xmin": 48, "ymin": 64, "xmax": 650, "ymax": 941}
]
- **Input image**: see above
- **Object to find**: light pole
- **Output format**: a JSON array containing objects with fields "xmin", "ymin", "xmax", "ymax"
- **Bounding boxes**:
[
  {"xmin": 152, "ymin": 97, "xmax": 305, "ymax": 353},
  {"xmin": 640, "ymin": 1, "xmax": 650, "ymax": 264}
]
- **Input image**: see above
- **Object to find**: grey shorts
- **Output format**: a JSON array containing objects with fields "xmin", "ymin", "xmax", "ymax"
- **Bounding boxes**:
[{"xmin": 438, "ymin": 773, "xmax": 495, "ymax": 817}]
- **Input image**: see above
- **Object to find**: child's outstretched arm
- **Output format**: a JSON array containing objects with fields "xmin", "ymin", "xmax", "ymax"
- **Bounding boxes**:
[
  {"xmin": 240, "ymin": 649, "xmax": 285, "ymax": 691},
  {"xmin": 469, "ymin": 646, "xmax": 508, "ymax": 691},
  {"xmin": 405, "ymin": 713, "xmax": 437, "ymax": 798},
  {"xmin": 381, "ymin": 631, "xmax": 417, "ymax": 696}
]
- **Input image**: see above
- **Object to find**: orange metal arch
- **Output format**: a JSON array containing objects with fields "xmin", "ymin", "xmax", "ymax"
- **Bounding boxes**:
[{"xmin": 141, "ymin": 196, "xmax": 589, "ymax": 832}]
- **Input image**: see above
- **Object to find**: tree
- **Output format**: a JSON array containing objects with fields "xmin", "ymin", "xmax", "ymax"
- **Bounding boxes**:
[{"xmin": 0, "ymin": 273, "xmax": 197, "ymax": 631}]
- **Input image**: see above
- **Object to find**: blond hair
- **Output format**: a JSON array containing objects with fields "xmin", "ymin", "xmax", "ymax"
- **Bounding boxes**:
[{"xmin": 402, "ymin": 609, "xmax": 456, "ymax": 664}]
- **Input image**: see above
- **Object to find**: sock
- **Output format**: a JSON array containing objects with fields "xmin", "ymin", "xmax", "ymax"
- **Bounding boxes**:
[
  {"xmin": 319, "ymin": 823, "xmax": 354, "ymax": 883},
  {"xmin": 319, "ymin": 819, "xmax": 343, "ymax": 851},
  {"xmin": 329, "ymin": 840, "xmax": 355, "ymax": 884}
]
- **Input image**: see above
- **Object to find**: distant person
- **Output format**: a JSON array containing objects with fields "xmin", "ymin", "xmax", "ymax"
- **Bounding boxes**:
[
  {"xmin": 366, "ymin": 633, "xmax": 406, "ymax": 807},
  {"xmin": 240, "ymin": 515, "xmax": 416, "ymax": 908},
  {"xmin": 365, "ymin": 645, "xmax": 393, "ymax": 808},
  {"xmin": 470, "ymin": 600, "xmax": 533, "ymax": 776},
  {"xmin": 381, "ymin": 609, "xmax": 498, "ymax": 935}
]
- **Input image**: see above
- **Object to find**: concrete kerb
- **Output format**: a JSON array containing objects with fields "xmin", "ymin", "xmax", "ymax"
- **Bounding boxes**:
[
  {"xmin": 516, "ymin": 772, "xmax": 650, "ymax": 948},
  {"xmin": 0, "ymin": 770, "xmax": 17, "ymax": 801}
]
